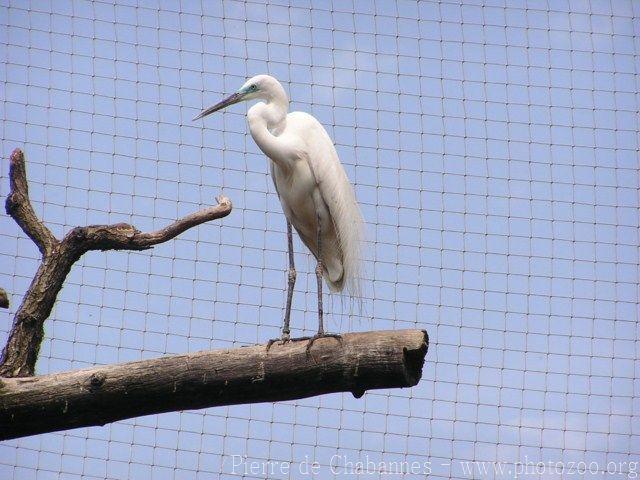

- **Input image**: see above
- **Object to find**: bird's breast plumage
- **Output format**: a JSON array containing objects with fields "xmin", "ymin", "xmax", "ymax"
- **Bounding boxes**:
[{"xmin": 254, "ymin": 109, "xmax": 362, "ymax": 294}]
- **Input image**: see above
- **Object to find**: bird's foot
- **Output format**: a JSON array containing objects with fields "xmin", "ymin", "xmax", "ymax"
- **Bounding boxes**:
[
  {"xmin": 265, "ymin": 338, "xmax": 281, "ymax": 352},
  {"xmin": 305, "ymin": 332, "xmax": 343, "ymax": 357},
  {"xmin": 266, "ymin": 332, "xmax": 304, "ymax": 351}
]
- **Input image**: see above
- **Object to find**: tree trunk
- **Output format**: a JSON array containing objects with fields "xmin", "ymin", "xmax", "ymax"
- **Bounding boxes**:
[{"xmin": 0, "ymin": 329, "xmax": 428, "ymax": 440}]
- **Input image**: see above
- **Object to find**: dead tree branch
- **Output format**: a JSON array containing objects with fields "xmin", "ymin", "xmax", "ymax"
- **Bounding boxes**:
[
  {"xmin": 1, "ymin": 148, "xmax": 232, "ymax": 377},
  {"xmin": 0, "ymin": 329, "xmax": 428, "ymax": 440},
  {"xmin": 0, "ymin": 289, "xmax": 8, "ymax": 309},
  {"xmin": 5, "ymin": 149, "xmax": 58, "ymax": 256}
]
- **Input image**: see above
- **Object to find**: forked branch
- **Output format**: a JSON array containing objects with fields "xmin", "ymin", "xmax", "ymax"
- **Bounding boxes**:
[{"xmin": 0, "ymin": 148, "xmax": 232, "ymax": 377}]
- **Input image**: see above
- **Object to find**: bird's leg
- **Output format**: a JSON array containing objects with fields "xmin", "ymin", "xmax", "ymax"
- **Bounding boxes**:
[
  {"xmin": 306, "ymin": 213, "xmax": 342, "ymax": 358},
  {"xmin": 283, "ymin": 220, "xmax": 296, "ymax": 340},
  {"xmin": 316, "ymin": 215, "xmax": 324, "ymax": 334},
  {"xmin": 266, "ymin": 220, "xmax": 298, "ymax": 351}
]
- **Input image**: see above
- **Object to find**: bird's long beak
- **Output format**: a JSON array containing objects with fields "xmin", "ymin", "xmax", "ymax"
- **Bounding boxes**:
[{"xmin": 193, "ymin": 92, "xmax": 244, "ymax": 121}]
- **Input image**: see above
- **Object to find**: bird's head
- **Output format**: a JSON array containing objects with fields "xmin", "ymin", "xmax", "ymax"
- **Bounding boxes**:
[{"xmin": 193, "ymin": 74, "xmax": 287, "ymax": 121}]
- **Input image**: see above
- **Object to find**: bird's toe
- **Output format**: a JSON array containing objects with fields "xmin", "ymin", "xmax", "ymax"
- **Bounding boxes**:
[{"xmin": 305, "ymin": 332, "xmax": 343, "ymax": 358}]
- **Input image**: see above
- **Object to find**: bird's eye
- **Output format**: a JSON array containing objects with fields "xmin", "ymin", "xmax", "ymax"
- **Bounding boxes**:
[{"xmin": 250, "ymin": 84, "xmax": 257, "ymax": 91}]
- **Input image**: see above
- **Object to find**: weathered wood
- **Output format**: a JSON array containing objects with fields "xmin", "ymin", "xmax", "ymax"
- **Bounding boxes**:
[
  {"xmin": 0, "ymin": 329, "xmax": 428, "ymax": 440},
  {"xmin": 0, "ymin": 288, "xmax": 8, "ymax": 309},
  {"xmin": 5, "ymin": 149, "xmax": 58, "ymax": 256},
  {"xmin": 1, "ymin": 148, "xmax": 232, "ymax": 377}
]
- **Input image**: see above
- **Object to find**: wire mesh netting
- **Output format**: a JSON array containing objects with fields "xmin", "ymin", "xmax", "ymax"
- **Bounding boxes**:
[{"xmin": 1, "ymin": 0, "xmax": 639, "ymax": 478}]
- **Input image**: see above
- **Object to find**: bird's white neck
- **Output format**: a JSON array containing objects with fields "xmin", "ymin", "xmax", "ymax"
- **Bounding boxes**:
[
  {"xmin": 248, "ymin": 91, "xmax": 288, "ymax": 136},
  {"xmin": 246, "ymin": 85, "xmax": 294, "ymax": 167}
]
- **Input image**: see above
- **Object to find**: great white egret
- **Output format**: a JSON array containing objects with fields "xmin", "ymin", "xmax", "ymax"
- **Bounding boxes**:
[{"xmin": 194, "ymin": 74, "xmax": 363, "ymax": 348}]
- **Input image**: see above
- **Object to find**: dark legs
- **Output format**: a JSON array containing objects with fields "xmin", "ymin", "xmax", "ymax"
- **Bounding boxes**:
[
  {"xmin": 268, "ymin": 215, "xmax": 340, "ymax": 355},
  {"xmin": 305, "ymin": 214, "xmax": 341, "ymax": 356},
  {"xmin": 267, "ymin": 221, "xmax": 296, "ymax": 351},
  {"xmin": 315, "ymin": 215, "xmax": 324, "ymax": 335},
  {"xmin": 282, "ymin": 220, "xmax": 296, "ymax": 341},
  {"xmin": 278, "ymin": 215, "xmax": 325, "ymax": 340}
]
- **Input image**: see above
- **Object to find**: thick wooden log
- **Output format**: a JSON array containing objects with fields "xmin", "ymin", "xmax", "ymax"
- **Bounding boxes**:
[{"xmin": 0, "ymin": 329, "xmax": 427, "ymax": 440}]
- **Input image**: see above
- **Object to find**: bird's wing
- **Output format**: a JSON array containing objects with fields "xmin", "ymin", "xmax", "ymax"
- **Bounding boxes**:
[{"xmin": 293, "ymin": 112, "xmax": 364, "ymax": 296}]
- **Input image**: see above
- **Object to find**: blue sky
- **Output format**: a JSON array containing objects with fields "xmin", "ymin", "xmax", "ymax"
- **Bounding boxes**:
[{"xmin": 1, "ymin": 0, "xmax": 638, "ymax": 478}]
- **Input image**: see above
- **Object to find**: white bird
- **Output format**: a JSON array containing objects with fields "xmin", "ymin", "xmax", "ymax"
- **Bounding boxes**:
[{"xmin": 194, "ymin": 74, "xmax": 363, "ymax": 347}]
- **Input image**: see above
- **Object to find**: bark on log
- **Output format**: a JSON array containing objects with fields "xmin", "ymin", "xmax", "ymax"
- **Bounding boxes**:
[{"xmin": 0, "ymin": 329, "xmax": 428, "ymax": 440}]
